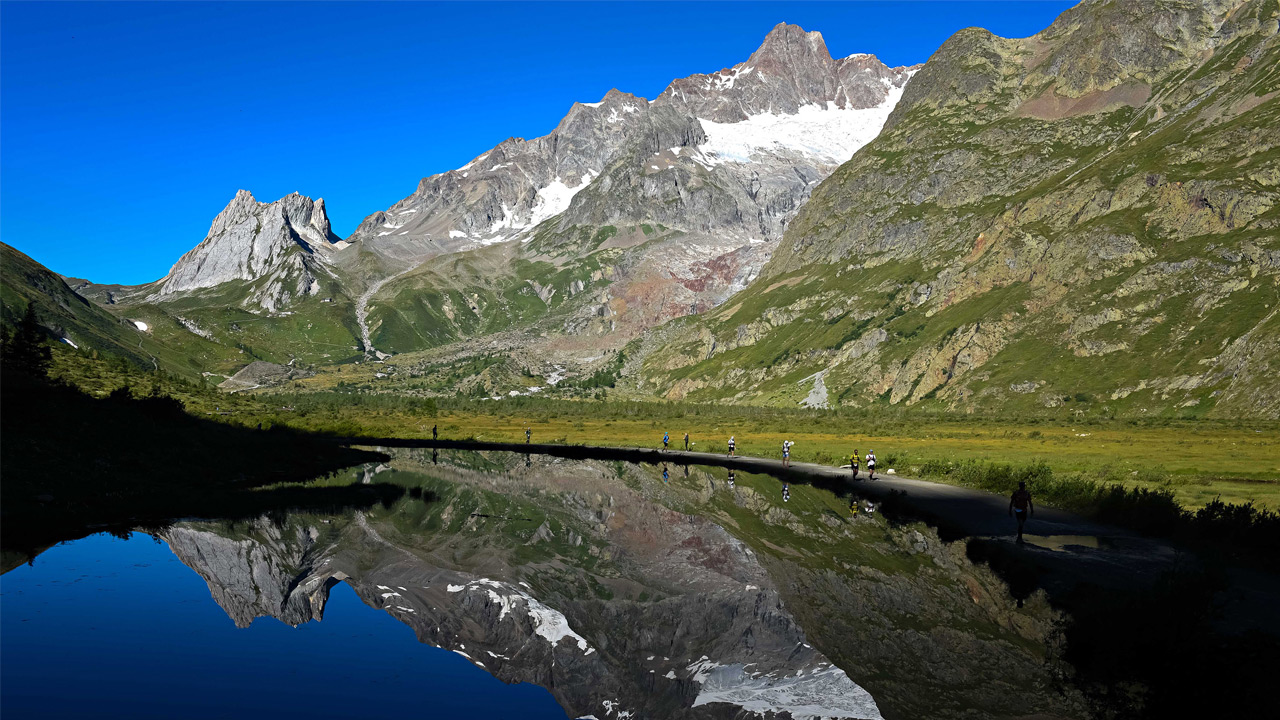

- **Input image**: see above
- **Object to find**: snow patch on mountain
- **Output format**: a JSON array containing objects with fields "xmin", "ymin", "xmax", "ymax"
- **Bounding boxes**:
[
  {"xmin": 447, "ymin": 577, "xmax": 594, "ymax": 653},
  {"xmin": 697, "ymin": 82, "xmax": 907, "ymax": 165},
  {"xmin": 526, "ymin": 172, "xmax": 597, "ymax": 231},
  {"xmin": 693, "ymin": 663, "xmax": 882, "ymax": 720}
]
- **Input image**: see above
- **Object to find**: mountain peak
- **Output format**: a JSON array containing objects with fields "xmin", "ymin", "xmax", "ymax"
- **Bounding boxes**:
[
  {"xmin": 154, "ymin": 190, "xmax": 338, "ymax": 310},
  {"xmin": 750, "ymin": 22, "xmax": 832, "ymax": 66},
  {"xmin": 653, "ymin": 21, "xmax": 907, "ymax": 122}
]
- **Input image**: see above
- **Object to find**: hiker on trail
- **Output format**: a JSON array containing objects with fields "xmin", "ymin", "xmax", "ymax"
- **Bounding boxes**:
[
  {"xmin": 1009, "ymin": 481, "xmax": 1034, "ymax": 543},
  {"xmin": 684, "ymin": 432, "xmax": 690, "ymax": 451},
  {"xmin": 728, "ymin": 436, "xmax": 736, "ymax": 457},
  {"xmin": 867, "ymin": 450, "xmax": 877, "ymax": 480},
  {"xmin": 432, "ymin": 424, "xmax": 438, "ymax": 440},
  {"xmin": 525, "ymin": 427, "xmax": 532, "ymax": 444},
  {"xmin": 663, "ymin": 431, "xmax": 670, "ymax": 451},
  {"xmin": 851, "ymin": 450, "xmax": 860, "ymax": 480},
  {"xmin": 782, "ymin": 440, "xmax": 791, "ymax": 467},
  {"xmin": 727, "ymin": 470, "xmax": 735, "ymax": 489}
]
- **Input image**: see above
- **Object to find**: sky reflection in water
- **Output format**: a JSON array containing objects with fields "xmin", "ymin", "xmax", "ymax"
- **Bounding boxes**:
[{"xmin": 1, "ymin": 533, "xmax": 566, "ymax": 719}]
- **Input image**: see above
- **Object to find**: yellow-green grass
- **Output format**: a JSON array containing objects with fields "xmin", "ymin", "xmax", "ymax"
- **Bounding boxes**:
[
  {"xmin": 260, "ymin": 399, "xmax": 1279, "ymax": 510},
  {"xmin": 43, "ymin": 344, "xmax": 1278, "ymax": 510}
]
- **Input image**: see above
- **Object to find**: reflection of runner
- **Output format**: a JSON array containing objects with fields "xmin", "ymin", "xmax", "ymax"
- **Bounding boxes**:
[
  {"xmin": 1009, "ymin": 481, "xmax": 1034, "ymax": 542},
  {"xmin": 782, "ymin": 483, "xmax": 790, "ymax": 503},
  {"xmin": 662, "ymin": 465, "xmax": 669, "ymax": 483},
  {"xmin": 727, "ymin": 470, "xmax": 735, "ymax": 489}
]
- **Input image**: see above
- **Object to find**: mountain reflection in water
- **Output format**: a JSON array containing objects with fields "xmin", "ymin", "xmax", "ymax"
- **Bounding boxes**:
[{"xmin": 2, "ymin": 450, "xmax": 1084, "ymax": 719}]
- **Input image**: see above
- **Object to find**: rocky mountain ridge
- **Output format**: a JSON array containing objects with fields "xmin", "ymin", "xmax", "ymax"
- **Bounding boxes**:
[
  {"xmin": 347, "ymin": 22, "xmax": 915, "ymax": 269},
  {"xmin": 49, "ymin": 22, "xmax": 917, "ymax": 371},
  {"xmin": 154, "ymin": 190, "xmax": 346, "ymax": 312},
  {"xmin": 341, "ymin": 23, "xmax": 916, "ymax": 358},
  {"xmin": 630, "ymin": 0, "xmax": 1280, "ymax": 419}
]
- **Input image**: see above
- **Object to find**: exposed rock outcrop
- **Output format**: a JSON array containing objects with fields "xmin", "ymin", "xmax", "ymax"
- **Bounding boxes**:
[{"xmin": 154, "ymin": 190, "xmax": 344, "ymax": 311}]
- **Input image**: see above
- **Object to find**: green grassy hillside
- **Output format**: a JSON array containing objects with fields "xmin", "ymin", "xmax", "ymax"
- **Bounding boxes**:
[
  {"xmin": 636, "ymin": 0, "xmax": 1280, "ymax": 419},
  {"xmin": 0, "ymin": 243, "xmax": 240, "ymax": 380}
]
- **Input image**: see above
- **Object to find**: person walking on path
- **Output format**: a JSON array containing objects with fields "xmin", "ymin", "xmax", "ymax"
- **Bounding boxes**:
[
  {"xmin": 525, "ymin": 427, "xmax": 532, "ymax": 444},
  {"xmin": 851, "ymin": 450, "xmax": 860, "ymax": 480},
  {"xmin": 432, "ymin": 424, "xmax": 438, "ymax": 440},
  {"xmin": 683, "ymin": 432, "xmax": 690, "ymax": 451},
  {"xmin": 663, "ymin": 431, "xmax": 670, "ymax": 451},
  {"xmin": 867, "ymin": 450, "xmax": 877, "ymax": 480},
  {"xmin": 728, "ymin": 436, "xmax": 736, "ymax": 457},
  {"xmin": 782, "ymin": 440, "xmax": 792, "ymax": 467},
  {"xmin": 1009, "ymin": 481, "xmax": 1034, "ymax": 542}
]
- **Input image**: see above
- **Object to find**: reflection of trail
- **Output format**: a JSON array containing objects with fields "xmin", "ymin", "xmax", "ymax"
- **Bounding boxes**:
[
  {"xmin": 356, "ymin": 438, "xmax": 1280, "ymax": 639},
  {"xmin": 355, "ymin": 267, "xmax": 415, "ymax": 357},
  {"xmin": 348, "ymin": 438, "xmax": 1181, "ymax": 582}
]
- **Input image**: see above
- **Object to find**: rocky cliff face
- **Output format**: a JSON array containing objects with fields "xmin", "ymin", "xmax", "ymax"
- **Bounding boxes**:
[
  {"xmin": 635, "ymin": 0, "xmax": 1280, "ymax": 418},
  {"xmin": 349, "ymin": 23, "xmax": 914, "ymax": 268},
  {"xmin": 347, "ymin": 90, "xmax": 706, "ymax": 266},
  {"xmin": 658, "ymin": 22, "xmax": 912, "ymax": 122},
  {"xmin": 161, "ymin": 522, "xmax": 333, "ymax": 628},
  {"xmin": 153, "ymin": 190, "xmax": 345, "ymax": 312},
  {"xmin": 352, "ymin": 24, "xmax": 917, "ymax": 359}
]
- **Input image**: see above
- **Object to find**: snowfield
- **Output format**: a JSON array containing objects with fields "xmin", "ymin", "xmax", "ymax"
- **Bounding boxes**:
[
  {"xmin": 693, "ymin": 663, "xmax": 883, "ymax": 720},
  {"xmin": 698, "ymin": 81, "xmax": 908, "ymax": 165},
  {"xmin": 447, "ymin": 577, "xmax": 595, "ymax": 654}
]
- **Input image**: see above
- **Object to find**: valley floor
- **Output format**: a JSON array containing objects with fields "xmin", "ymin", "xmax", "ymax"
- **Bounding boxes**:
[{"xmin": 267, "ymin": 400, "xmax": 1280, "ymax": 510}]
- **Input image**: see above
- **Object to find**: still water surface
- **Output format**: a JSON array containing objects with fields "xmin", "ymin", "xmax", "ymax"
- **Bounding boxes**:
[
  {"xmin": 2, "ymin": 532, "xmax": 565, "ymax": 719},
  {"xmin": 1, "ymin": 450, "xmax": 1079, "ymax": 719}
]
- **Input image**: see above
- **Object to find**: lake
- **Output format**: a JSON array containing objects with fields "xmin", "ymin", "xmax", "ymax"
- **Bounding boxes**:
[{"xmin": 1, "ymin": 448, "xmax": 1083, "ymax": 719}]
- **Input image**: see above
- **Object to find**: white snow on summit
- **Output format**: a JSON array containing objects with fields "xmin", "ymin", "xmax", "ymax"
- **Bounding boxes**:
[{"xmin": 697, "ymin": 81, "xmax": 908, "ymax": 166}]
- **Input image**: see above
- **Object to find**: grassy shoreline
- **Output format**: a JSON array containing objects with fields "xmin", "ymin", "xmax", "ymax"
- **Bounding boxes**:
[
  {"xmin": 38, "ymin": 348, "xmax": 1280, "ymax": 510},
  {"xmin": 251, "ymin": 393, "xmax": 1279, "ymax": 510}
]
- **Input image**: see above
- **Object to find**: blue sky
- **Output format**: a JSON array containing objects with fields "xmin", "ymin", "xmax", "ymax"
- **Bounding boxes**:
[{"xmin": 1, "ymin": 1, "xmax": 1073, "ymax": 284}]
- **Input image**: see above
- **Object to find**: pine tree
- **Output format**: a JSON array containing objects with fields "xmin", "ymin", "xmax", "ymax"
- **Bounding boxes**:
[{"xmin": 4, "ymin": 303, "xmax": 52, "ymax": 378}]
